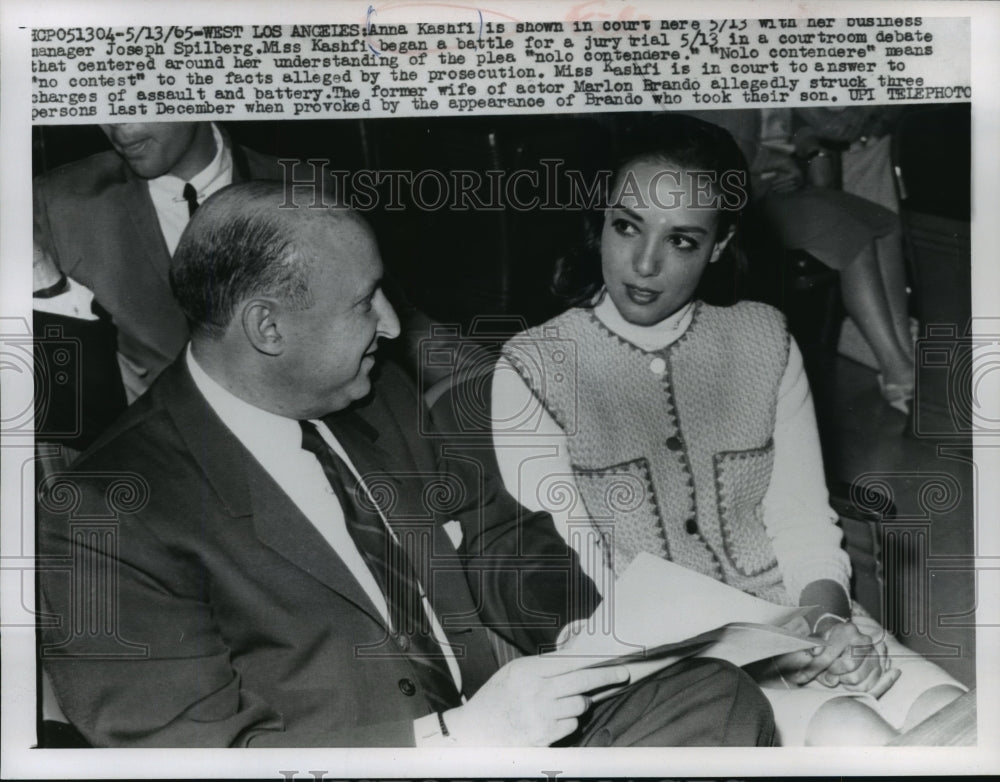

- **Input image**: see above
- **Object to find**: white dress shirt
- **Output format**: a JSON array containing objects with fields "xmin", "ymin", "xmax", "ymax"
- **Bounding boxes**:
[
  {"xmin": 184, "ymin": 348, "xmax": 464, "ymax": 731},
  {"xmin": 147, "ymin": 123, "xmax": 233, "ymax": 255}
]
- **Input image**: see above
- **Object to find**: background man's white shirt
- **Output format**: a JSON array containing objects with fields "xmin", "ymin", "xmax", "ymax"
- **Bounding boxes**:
[{"xmin": 147, "ymin": 123, "xmax": 233, "ymax": 255}]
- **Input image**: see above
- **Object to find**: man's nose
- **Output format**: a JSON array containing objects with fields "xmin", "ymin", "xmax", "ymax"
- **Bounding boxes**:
[
  {"xmin": 633, "ymin": 238, "xmax": 662, "ymax": 277},
  {"xmin": 374, "ymin": 291, "xmax": 401, "ymax": 340}
]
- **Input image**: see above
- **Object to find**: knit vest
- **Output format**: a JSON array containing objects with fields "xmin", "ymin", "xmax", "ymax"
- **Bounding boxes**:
[{"xmin": 502, "ymin": 301, "xmax": 793, "ymax": 604}]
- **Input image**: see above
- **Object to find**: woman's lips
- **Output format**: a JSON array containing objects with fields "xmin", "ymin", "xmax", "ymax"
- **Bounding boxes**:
[{"xmin": 624, "ymin": 284, "xmax": 661, "ymax": 304}]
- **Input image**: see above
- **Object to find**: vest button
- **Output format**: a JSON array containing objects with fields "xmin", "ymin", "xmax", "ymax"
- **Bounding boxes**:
[
  {"xmin": 685, "ymin": 518, "xmax": 698, "ymax": 535},
  {"xmin": 395, "ymin": 633, "xmax": 410, "ymax": 651},
  {"xmin": 649, "ymin": 357, "xmax": 666, "ymax": 375},
  {"xmin": 398, "ymin": 678, "xmax": 416, "ymax": 696},
  {"xmin": 666, "ymin": 435, "xmax": 683, "ymax": 451}
]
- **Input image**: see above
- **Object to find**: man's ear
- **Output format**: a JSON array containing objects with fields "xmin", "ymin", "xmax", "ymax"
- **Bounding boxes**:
[
  {"xmin": 241, "ymin": 298, "xmax": 283, "ymax": 356},
  {"xmin": 709, "ymin": 224, "xmax": 737, "ymax": 264}
]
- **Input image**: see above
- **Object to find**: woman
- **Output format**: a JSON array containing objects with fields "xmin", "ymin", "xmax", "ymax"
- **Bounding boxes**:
[{"xmin": 490, "ymin": 114, "xmax": 962, "ymax": 745}]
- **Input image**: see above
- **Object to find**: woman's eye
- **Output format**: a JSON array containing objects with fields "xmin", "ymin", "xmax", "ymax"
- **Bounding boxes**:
[
  {"xmin": 668, "ymin": 234, "xmax": 700, "ymax": 251},
  {"xmin": 612, "ymin": 218, "xmax": 639, "ymax": 237}
]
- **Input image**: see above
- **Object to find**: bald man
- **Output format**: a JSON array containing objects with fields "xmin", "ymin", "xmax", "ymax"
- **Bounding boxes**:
[{"xmin": 38, "ymin": 182, "xmax": 774, "ymax": 748}]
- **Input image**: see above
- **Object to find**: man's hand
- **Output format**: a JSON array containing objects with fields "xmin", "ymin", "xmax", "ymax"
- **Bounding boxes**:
[{"xmin": 442, "ymin": 654, "xmax": 629, "ymax": 746}]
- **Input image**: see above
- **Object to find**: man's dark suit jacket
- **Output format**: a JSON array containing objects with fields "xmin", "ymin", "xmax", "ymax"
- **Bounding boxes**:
[
  {"xmin": 38, "ymin": 358, "xmax": 595, "ymax": 747},
  {"xmin": 33, "ymin": 135, "xmax": 286, "ymax": 389}
]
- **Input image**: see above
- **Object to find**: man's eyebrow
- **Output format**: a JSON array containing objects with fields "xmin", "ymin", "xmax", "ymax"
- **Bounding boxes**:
[{"xmin": 352, "ymin": 278, "xmax": 382, "ymax": 305}]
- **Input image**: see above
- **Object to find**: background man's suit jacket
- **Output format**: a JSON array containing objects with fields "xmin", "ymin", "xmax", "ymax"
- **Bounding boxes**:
[
  {"xmin": 33, "ymin": 136, "xmax": 285, "ymax": 391},
  {"xmin": 38, "ymin": 359, "xmax": 595, "ymax": 747}
]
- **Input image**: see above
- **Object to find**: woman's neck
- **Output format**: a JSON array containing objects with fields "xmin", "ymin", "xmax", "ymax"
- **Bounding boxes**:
[{"xmin": 592, "ymin": 294, "xmax": 695, "ymax": 351}]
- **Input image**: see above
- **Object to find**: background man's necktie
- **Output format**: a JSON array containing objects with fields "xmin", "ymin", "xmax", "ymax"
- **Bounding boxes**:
[
  {"xmin": 182, "ymin": 183, "xmax": 199, "ymax": 217},
  {"xmin": 299, "ymin": 420, "xmax": 461, "ymax": 711}
]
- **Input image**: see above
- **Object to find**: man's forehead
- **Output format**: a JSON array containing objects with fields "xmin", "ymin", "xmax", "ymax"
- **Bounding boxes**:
[
  {"xmin": 294, "ymin": 212, "xmax": 381, "ymax": 287},
  {"xmin": 294, "ymin": 209, "xmax": 370, "ymax": 245}
]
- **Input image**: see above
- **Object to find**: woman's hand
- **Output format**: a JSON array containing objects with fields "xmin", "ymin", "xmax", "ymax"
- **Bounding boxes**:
[
  {"xmin": 775, "ymin": 619, "xmax": 899, "ymax": 697},
  {"xmin": 812, "ymin": 620, "xmax": 899, "ymax": 697},
  {"xmin": 772, "ymin": 614, "xmax": 898, "ymax": 695}
]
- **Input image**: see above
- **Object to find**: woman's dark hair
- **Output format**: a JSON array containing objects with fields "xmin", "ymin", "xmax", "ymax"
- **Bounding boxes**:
[{"xmin": 552, "ymin": 113, "xmax": 751, "ymax": 307}]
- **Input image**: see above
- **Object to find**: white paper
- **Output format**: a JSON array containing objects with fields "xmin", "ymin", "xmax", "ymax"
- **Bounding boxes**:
[
  {"xmin": 551, "ymin": 554, "xmax": 817, "ymax": 698},
  {"xmin": 560, "ymin": 552, "xmax": 812, "ymax": 659}
]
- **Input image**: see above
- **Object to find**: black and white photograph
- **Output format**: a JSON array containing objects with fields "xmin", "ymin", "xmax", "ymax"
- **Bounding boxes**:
[{"xmin": 1, "ymin": 1, "xmax": 996, "ymax": 778}]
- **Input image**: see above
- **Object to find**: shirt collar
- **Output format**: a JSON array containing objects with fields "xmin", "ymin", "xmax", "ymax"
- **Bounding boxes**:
[
  {"xmin": 593, "ymin": 291, "xmax": 695, "ymax": 351},
  {"xmin": 186, "ymin": 344, "xmax": 302, "ymax": 462},
  {"xmin": 147, "ymin": 122, "xmax": 231, "ymax": 200}
]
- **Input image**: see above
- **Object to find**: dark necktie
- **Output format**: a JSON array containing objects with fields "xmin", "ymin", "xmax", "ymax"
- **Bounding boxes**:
[
  {"xmin": 182, "ymin": 183, "xmax": 199, "ymax": 217},
  {"xmin": 299, "ymin": 420, "xmax": 462, "ymax": 711}
]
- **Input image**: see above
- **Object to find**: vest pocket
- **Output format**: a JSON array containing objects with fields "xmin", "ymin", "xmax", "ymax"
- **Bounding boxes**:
[
  {"xmin": 713, "ymin": 443, "xmax": 779, "ymax": 577},
  {"xmin": 574, "ymin": 457, "xmax": 667, "ymax": 576}
]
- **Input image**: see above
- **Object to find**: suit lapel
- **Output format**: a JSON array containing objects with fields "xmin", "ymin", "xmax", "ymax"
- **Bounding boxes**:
[
  {"xmin": 325, "ymin": 402, "xmax": 499, "ymax": 692},
  {"xmin": 121, "ymin": 166, "xmax": 173, "ymax": 282},
  {"xmin": 156, "ymin": 360, "xmax": 388, "ymax": 628},
  {"xmin": 245, "ymin": 470, "xmax": 388, "ymax": 628},
  {"xmin": 323, "ymin": 408, "xmax": 401, "ymax": 498},
  {"xmin": 230, "ymin": 141, "xmax": 253, "ymax": 183}
]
